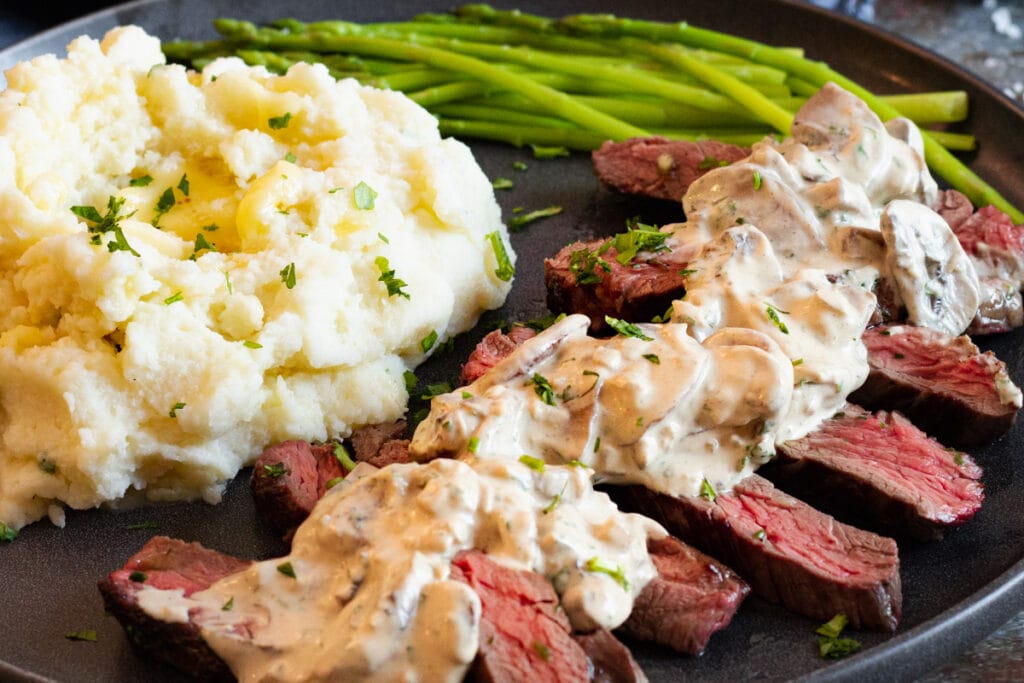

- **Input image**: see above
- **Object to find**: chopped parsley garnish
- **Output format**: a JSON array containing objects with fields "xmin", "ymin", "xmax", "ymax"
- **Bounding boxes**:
[
  {"xmin": 377, "ymin": 232, "xmax": 389, "ymax": 243},
  {"xmin": 420, "ymin": 330, "xmax": 438, "ymax": 353},
  {"xmin": 374, "ymin": 257, "xmax": 409, "ymax": 299},
  {"xmin": 508, "ymin": 205, "xmax": 562, "ymax": 231},
  {"xmin": 129, "ymin": 571, "xmax": 147, "ymax": 583},
  {"xmin": 284, "ymin": 152, "xmax": 297, "ymax": 164},
  {"xmin": 815, "ymin": 614, "xmax": 861, "ymax": 659},
  {"xmin": 190, "ymin": 233, "xmax": 217, "ymax": 259},
  {"xmin": 605, "ymin": 316, "xmax": 654, "ymax": 341},
  {"xmin": 585, "ymin": 557, "xmax": 629, "ymax": 590},
  {"xmin": 0, "ymin": 522, "xmax": 17, "ymax": 542},
  {"xmin": 39, "ymin": 458, "xmax": 57, "ymax": 475},
  {"xmin": 492, "ymin": 177, "xmax": 514, "ymax": 190},
  {"xmin": 65, "ymin": 629, "xmax": 98, "ymax": 642},
  {"xmin": 765, "ymin": 303, "xmax": 790, "ymax": 334},
  {"xmin": 203, "ymin": 223, "xmax": 219, "ymax": 232},
  {"xmin": 177, "ymin": 173, "xmax": 190, "ymax": 197},
  {"xmin": 512, "ymin": 160, "xmax": 529, "ymax": 171},
  {"xmin": 519, "ymin": 454, "xmax": 546, "ymax": 472},
  {"xmin": 700, "ymin": 478, "xmax": 717, "ymax": 501},
  {"xmin": 164, "ymin": 291, "xmax": 184, "ymax": 305},
  {"xmin": 261, "ymin": 462, "xmax": 288, "ymax": 478},
  {"xmin": 485, "ymin": 231, "xmax": 515, "ymax": 282},
  {"xmin": 753, "ymin": 528, "xmax": 767, "ymax": 541},
  {"xmin": 268, "ymin": 112, "xmax": 293, "ymax": 129},
  {"xmin": 129, "ymin": 174, "xmax": 153, "ymax": 187},
  {"xmin": 542, "ymin": 488, "xmax": 564, "ymax": 515},
  {"xmin": 403, "ymin": 370, "xmax": 418, "ymax": 393},
  {"xmin": 643, "ymin": 353, "xmax": 660, "ymax": 364},
  {"xmin": 698, "ymin": 155, "xmax": 730, "ymax": 170},
  {"xmin": 533, "ymin": 641, "xmax": 552, "ymax": 661},
  {"xmin": 566, "ymin": 459, "xmax": 588, "ymax": 468},
  {"xmin": 792, "ymin": 358, "xmax": 804, "ymax": 366},
  {"xmin": 280, "ymin": 262, "xmax": 297, "ymax": 289},
  {"xmin": 421, "ymin": 382, "xmax": 452, "ymax": 400},
  {"xmin": 224, "ymin": 271, "xmax": 233, "ymax": 294},
  {"xmin": 353, "ymin": 181, "xmax": 378, "ymax": 210},
  {"xmin": 752, "ymin": 170, "xmax": 763, "ymax": 190},
  {"xmin": 952, "ymin": 451, "xmax": 965, "ymax": 466},
  {"xmin": 243, "ymin": 340, "xmax": 262, "ymax": 349},
  {"xmin": 461, "ymin": 391, "xmax": 473, "ymax": 399},
  {"xmin": 679, "ymin": 268, "xmax": 698, "ymax": 277},
  {"xmin": 71, "ymin": 195, "xmax": 140, "ymax": 256},
  {"xmin": 152, "ymin": 187, "xmax": 176, "ymax": 227},
  {"xmin": 334, "ymin": 443, "xmax": 357, "ymax": 472},
  {"xmin": 222, "ymin": 597, "xmax": 235, "ymax": 611},
  {"xmin": 276, "ymin": 561, "xmax": 297, "ymax": 579},
  {"xmin": 467, "ymin": 436, "xmax": 480, "ymax": 454},
  {"xmin": 530, "ymin": 144, "xmax": 569, "ymax": 159},
  {"xmin": 531, "ymin": 373, "xmax": 557, "ymax": 406},
  {"xmin": 168, "ymin": 402, "xmax": 186, "ymax": 418},
  {"xmin": 610, "ymin": 219, "xmax": 670, "ymax": 264},
  {"xmin": 569, "ymin": 246, "xmax": 611, "ymax": 285}
]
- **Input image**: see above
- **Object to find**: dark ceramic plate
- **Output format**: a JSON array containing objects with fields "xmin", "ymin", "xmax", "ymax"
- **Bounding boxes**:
[{"xmin": 1, "ymin": 1, "xmax": 1023, "ymax": 681}]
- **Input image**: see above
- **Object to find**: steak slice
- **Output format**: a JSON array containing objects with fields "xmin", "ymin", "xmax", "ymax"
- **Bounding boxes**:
[
  {"xmin": 250, "ymin": 440, "xmax": 344, "ymax": 536},
  {"xmin": 592, "ymin": 137, "xmax": 749, "ymax": 202},
  {"xmin": 851, "ymin": 325, "xmax": 1022, "ymax": 448},
  {"xmin": 97, "ymin": 536, "xmax": 249, "ymax": 681},
  {"xmin": 573, "ymin": 629, "xmax": 648, "ymax": 683},
  {"xmin": 770, "ymin": 404, "xmax": 984, "ymax": 540},
  {"xmin": 544, "ymin": 238, "xmax": 691, "ymax": 333},
  {"xmin": 462, "ymin": 326, "xmax": 538, "ymax": 384},
  {"xmin": 617, "ymin": 536, "xmax": 749, "ymax": 656},
  {"xmin": 934, "ymin": 188, "xmax": 975, "ymax": 233},
  {"xmin": 350, "ymin": 419, "xmax": 411, "ymax": 469},
  {"xmin": 622, "ymin": 475, "xmax": 902, "ymax": 631},
  {"xmin": 969, "ymin": 277, "xmax": 1024, "ymax": 336},
  {"xmin": 948, "ymin": 200, "xmax": 1024, "ymax": 287},
  {"xmin": 451, "ymin": 549, "xmax": 592, "ymax": 683}
]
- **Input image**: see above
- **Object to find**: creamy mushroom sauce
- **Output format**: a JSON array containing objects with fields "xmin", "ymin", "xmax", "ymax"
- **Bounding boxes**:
[
  {"xmin": 137, "ymin": 458, "xmax": 663, "ymax": 682},
  {"xmin": 412, "ymin": 83, "xmax": 982, "ymax": 493}
]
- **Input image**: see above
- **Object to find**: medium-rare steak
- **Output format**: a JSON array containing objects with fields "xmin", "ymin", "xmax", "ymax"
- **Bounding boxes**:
[
  {"xmin": 544, "ymin": 238, "xmax": 691, "ymax": 333},
  {"xmin": 250, "ymin": 440, "xmax": 343, "ymax": 535},
  {"xmin": 97, "ymin": 536, "xmax": 250, "ymax": 681},
  {"xmin": 617, "ymin": 536, "xmax": 749, "ymax": 656},
  {"xmin": 462, "ymin": 326, "xmax": 538, "ymax": 384},
  {"xmin": 851, "ymin": 325, "xmax": 1022, "ymax": 448},
  {"xmin": 592, "ymin": 137, "xmax": 749, "ymax": 202},
  {"xmin": 947, "ymin": 197, "xmax": 1024, "ymax": 287},
  {"xmin": 934, "ymin": 189, "xmax": 975, "ymax": 233},
  {"xmin": 349, "ymin": 419, "xmax": 411, "ymax": 468},
  {"xmin": 769, "ymin": 404, "xmax": 984, "ymax": 540},
  {"xmin": 622, "ymin": 475, "xmax": 902, "ymax": 631},
  {"xmin": 573, "ymin": 629, "xmax": 648, "ymax": 683}
]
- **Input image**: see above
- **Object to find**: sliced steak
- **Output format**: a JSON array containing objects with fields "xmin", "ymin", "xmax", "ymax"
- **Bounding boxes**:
[
  {"xmin": 451, "ymin": 549, "xmax": 591, "ymax": 683},
  {"xmin": 592, "ymin": 136, "xmax": 749, "ymax": 202},
  {"xmin": 573, "ymin": 629, "xmax": 648, "ymax": 683},
  {"xmin": 544, "ymin": 238, "xmax": 691, "ymax": 333},
  {"xmin": 969, "ymin": 277, "xmax": 1024, "ymax": 336},
  {"xmin": 948, "ymin": 199, "xmax": 1024, "ymax": 288},
  {"xmin": 617, "ymin": 536, "xmax": 749, "ymax": 655},
  {"xmin": 250, "ymin": 440, "xmax": 343, "ymax": 536},
  {"xmin": 349, "ymin": 419, "xmax": 411, "ymax": 469},
  {"xmin": 851, "ymin": 325, "xmax": 1022, "ymax": 447},
  {"xmin": 769, "ymin": 404, "xmax": 984, "ymax": 540},
  {"xmin": 934, "ymin": 189, "xmax": 975, "ymax": 233},
  {"xmin": 97, "ymin": 536, "xmax": 249, "ymax": 681},
  {"xmin": 621, "ymin": 475, "xmax": 902, "ymax": 631},
  {"xmin": 462, "ymin": 326, "xmax": 538, "ymax": 384}
]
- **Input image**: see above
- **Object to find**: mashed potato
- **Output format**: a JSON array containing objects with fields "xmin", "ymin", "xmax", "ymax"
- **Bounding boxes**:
[{"xmin": 0, "ymin": 27, "xmax": 514, "ymax": 530}]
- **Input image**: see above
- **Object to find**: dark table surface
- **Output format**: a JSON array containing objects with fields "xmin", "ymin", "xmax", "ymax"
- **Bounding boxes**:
[{"xmin": 0, "ymin": 1, "xmax": 1022, "ymax": 681}]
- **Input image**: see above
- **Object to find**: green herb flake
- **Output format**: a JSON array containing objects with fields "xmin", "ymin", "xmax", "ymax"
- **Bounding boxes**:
[
  {"xmin": 461, "ymin": 391, "xmax": 474, "ymax": 400},
  {"xmin": 243, "ymin": 340, "xmax": 262, "ymax": 349},
  {"xmin": 679, "ymin": 268, "xmax": 698, "ymax": 277},
  {"xmin": 421, "ymin": 330, "xmax": 438, "ymax": 353},
  {"xmin": 752, "ymin": 528, "xmax": 767, "ymax": 541},
  {"xmin": 152, "ymin": 187, "xmax": 176, "ymax": 226},
  {"xmin": 467, "ymin": 436, "xmax": 480, "ymax": 454},
  {"xmin": 261, "ymin": 462, "xmax": 288, "ymax": 478},
  {"xmin": 753, "ymin": 170, "xmax": 763, "ymax": 190},
  {"xmin": 792, "ymin": 358, "xmax": 804, "ymax": 367},
  {"xmin": 284, "ymin": 152, "xmax": 297, "ymax": 164},
  {"xmin": 697, "ymin": 155, "xmax": 730, "ymax": 170},
  {"xmin": 202, "ymin": 223, "xmax": 219, "ymax": 232},
  {"xmin": 377, "ymin": 232, "xmax": 389, "ymax": 244},
  {"xmin": 643, "ymin": 353, "xmax": 660, "ymax": 364},
  {"xmin": 224, "ymin": 271, "xmax": 233, "ymax": 294},
  {"xmin": 531, "ymin": 373, "xmax": 557, "ymax": 406},
  {"xmin": 38, "ymin": 458, "xmax": 57, "ymax": 475},
  {"xmin": 530, "ymin": 144, "xmax": 569, "ymax": 159},
  {"xmin": 276, "ymin": 561, "xmax": 297, "ymax": 579},
  {"xmin": 268, "ymin": 112, "xmax": 293, "ymax": 130},
  {"xmin": 815, "ymin": 613, "xmax": 861, "ymax": 659},
  {"xmin": 512, "ymin": 160, "xmax": 529, "ymax": 171},
  {"xmin": 163, "ymin": 291, "xmax": 184, "ymax": 305},
  {"xmin": 191, "ymin": 232, "xmax": 217, "ymax": 259},
  {"xmin": 65, "ymin": 629, "xmax": 98, "ymax": 643},
  {"xmin": 533, "ymin": 640, "xmax": 552, "ymax": 661},
  {"xmin": 129, "ymin": 571, "xmax": 147, "ymax": 583},
  {"xmin": 610, "ymin": 219, "xmax": 670, "ymax": 264},
  {"xmin": 765, "ymin": 303, "xmax": 790, "ymax": 334},
  {"xmin": 280, "ymin": 262, "xmax": 297, "ymax": 289},
  {"xmin": 403, "ymin": 370, "xmax": 418, "ymax": 393},
  {"xmin": 71, "ymin": 195, "xmax": 140, "ymax": 256},
  {"xmin": 0, "ymin": 522, "xmax": 17, "ymax": 542},
  {"xmin": 129, "ymin": 174, "xmax": 153, "ymax": 187},
  {"xmin": 491, "ymin": 177, "xmax": 514, "ymax": 190},
  {"xmin": 168, "ymin": 402, "xmax": 186, "ymax": 418},
  {"xmin": 519, "ymin": 454, "xmax": 546, "ymax": 472},
  {"xmin": 374, "ymin": 256, "xmax": 409, "ymax": 299},
  {"xmin": 177, "ymin": 173, "xmax": 190, "ymax": 197},
  {"xmin": 605, "ymin": 316, "xmax": 654, "ymax": 341},
  {"xmin": 953, "ymin": 451, "xmax": 965, "ymax": 466},
  {"xmin": 568, "ymin": 246, "xmax": 611, "ymax": 285},
  {"xmin": 221, "ymin": 596, "xmax": 235, "ymax": 611},
  {"xmin": 421, "ymin": 382, "xmax": 452, "ymax": 400},
  {"xmin": 334, "ymin": 443, "xmax": 357, "ymax": 472},
  {"xmin": 508, "ymin": 205, "xmax": 562, "ymax": 231},
  {"xmin": 584, "ymin": 557, "xmax": 629, "ymax": 590},
  {"xmin": 353, "ymin": 181, "xmax": 378, "ymax": 210},
  {"xmin": 700, "ymin": 478, "xmax": 717, "ymax": 501},
  {"xmin": 485, "ymin": 231, "xmax": 515, "ymax": 282}
]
